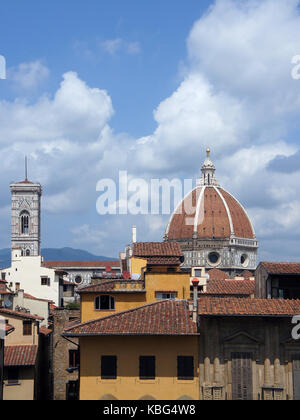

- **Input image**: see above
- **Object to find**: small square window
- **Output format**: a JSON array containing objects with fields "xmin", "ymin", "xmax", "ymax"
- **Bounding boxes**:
[{"xmin": 41, "ymin": 277, "xmax": 50, "ymax": 286}]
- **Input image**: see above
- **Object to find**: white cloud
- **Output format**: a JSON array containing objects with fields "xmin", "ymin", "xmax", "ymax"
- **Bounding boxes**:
[
  {"xmin": 9, "ymin": 60, "xmax": 49, "ymax": 90},
  {"xmin": 2, "ymin": 0, "xmax": 300, "ymax": 260},
  {"xmin": 100, "ymin": 38, "xmax": 141, "ymax": 55}
]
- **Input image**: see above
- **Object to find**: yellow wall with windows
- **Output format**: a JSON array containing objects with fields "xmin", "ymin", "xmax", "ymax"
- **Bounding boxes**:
[
  {"xmin": 80, "ymin": 293, "xmax": 147, "ymax": 323},
  {"xmin": 145, "ymin": 272, "xmax": 190, "ymax": 302},
  {"xmin": 80, "ymin": 271, "xmax": 190, "ymax": 323},
  {"xmin": 3, "ymin": 367, "xmax": 35, "ymax": 400},
  {"xmin": 79, "ymin": 335, "xmax": 199, "ymax": 401}
]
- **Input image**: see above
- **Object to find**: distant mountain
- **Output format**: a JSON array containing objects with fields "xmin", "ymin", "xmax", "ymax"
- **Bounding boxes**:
[{"xmin": 0, "ymin": 247, "xmax": 117, "ymax": 269}]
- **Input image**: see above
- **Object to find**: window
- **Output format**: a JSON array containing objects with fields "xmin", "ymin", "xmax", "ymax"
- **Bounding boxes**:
[
  {"xmin": 95, "ymin": 295, "xmax": 115, "ymax": 311},
  {"xmin": 208, "ymin": 252, "xmax": 221, "ymax": 265},
  {"xmin": 7, "ymin": 367, "xmax": 19, "ymax": 385},
  {"xmin": 20, "ymin": 211, "xmax": 29, "ymax": 234},
  {"xmin": 26, "ymin": 249, "xmax": 30, "ymax": 256},
  {"xmin": 177, "ymin": 356, "xmax": 194, "ymax": 380},
  {"xmin": 101, "ymin": 356, "xmax": 117, "ymax": 379},
  {"xmin": 75, "ymin": 276, "xmax": 82, "ymax": 285},
  {"xmin": 69, "ymin": 350, "xmax": 80, "ymax": 369},
  {"xmin": 156, "ymin": 292, "xmax": 177, "ymax": 300},
  {"xmin": 139, "ymin": 356, "xmax": 155, "ymax": 380},
  {"xmin": 15, "ymin": 282, "xmax": 20, "ymax": 291},
  {"xmin": 23, "ymin": 320, "xmax": 32, "ymax": 336},
  {"xmin": 41, "ymin": 277, "xmax": 50, "ymax": 286}
]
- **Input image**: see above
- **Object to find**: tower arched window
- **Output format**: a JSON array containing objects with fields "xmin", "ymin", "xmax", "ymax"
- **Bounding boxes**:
[{"xmin": 20, "ymin": 211, "xmax": 30, "ymax": 234}]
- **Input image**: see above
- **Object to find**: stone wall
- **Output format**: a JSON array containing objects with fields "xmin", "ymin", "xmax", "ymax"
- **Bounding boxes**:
[
  {"xmin": 52, "ymin": 308, "xmax": 79, "ymax": 400},
  {"xmin": 198, "ymin": 316, "xmax": 300, "ymax": 400}
]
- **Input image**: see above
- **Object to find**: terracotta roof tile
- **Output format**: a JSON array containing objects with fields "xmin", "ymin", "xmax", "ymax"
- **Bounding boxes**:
[
  {"xmin": 166, "ymin": 186, "xmax": 255, "ymax": 240},
  {"xmin": 241, "ymin": 270, "xmax": 254, "ymax": 279},
  {"xmin": 204, "ymin": 280, "xmax": 254, "ymax": 296},
  {"xmin": 63, "ymin": 300, "xmax": 198, "ymax": 336},
  {"xmin": 260, "ymin": 262, "xmax": 300, "ymax": 274},
  {"xmin": 133, "ymin": 242, "xmax": 182, "ymax": 257},
  {"xmin": 24, "ymin": 293, "xmax": 54, "ymax": 303},
  {"xmin": 39, "ymin": 326, "xmax": 52, "ymax": 336},
  {"xmin": 42, "ymin": 260, "xmax": 120, "ymax": 269},
  {"xmin": 198, "ymin": 297, "xmax": 300, "ymax": 316},
  {"xmin": 0, "ymin": 308, "xmax": 43, "ymax": 321},
  {"xmin": 4, "ymin": 345, "xmax": 38, "ymax": 366},
  {"xmin": 5, "ymin": 324, "xmax": 15, "ymax": 335},
  {"xmin": 77, "ymin": 280, "xmax": 145, "ymax": 294},
  {"xmin": 208, "ymin": 268, "xmax": 228, "ymax": 281}
]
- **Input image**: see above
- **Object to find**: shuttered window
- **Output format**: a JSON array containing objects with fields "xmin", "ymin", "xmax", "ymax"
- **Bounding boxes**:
[
  {"xmin": 177, "ymin": 356, "xmax": 194, "ymax": 380},
  {"xmin": 139, "ymin": 356, "xmax": 155, "ymax": 380},
  {"xmin": 101, "ymin": 356, "xmax": 117, "ymax": 379},
  {"xmin": 23, "ymin": 320, "xmax": 32, "ymax": 336},
  {"xmin": 69, "ymin": 349, "xmax": 80, "ymax": 368}
]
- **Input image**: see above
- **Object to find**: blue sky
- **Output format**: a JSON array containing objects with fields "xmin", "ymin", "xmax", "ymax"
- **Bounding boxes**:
[
  {"xmin": 1, "ymin": 0, "xmax": 300, "ymax": 261},
  {"xmin": 0, "ymin": 0, "xmax": 210, "ymax": 136}
]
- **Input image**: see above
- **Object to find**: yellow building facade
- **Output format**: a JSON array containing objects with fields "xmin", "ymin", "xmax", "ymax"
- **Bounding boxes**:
[{"xmin": 79, "ymin": 335, "xmax": 199, "ymax": 401}]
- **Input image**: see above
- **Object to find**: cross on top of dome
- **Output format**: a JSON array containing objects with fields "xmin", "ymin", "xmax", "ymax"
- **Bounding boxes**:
[{"xmin": 198, "ymin": 148, "xmax": 220, "ymax": 187}]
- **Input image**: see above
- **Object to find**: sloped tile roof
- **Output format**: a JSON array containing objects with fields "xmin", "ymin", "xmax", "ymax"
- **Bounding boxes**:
[
  {"xmin": 204, "ymin": 280, "xmax": 255, "ymax": 296},
  {"xmin": 39, "ymin": 326, "xmax": 52, "ymax": 336},
  {"xmin": 24, "ymin": 293, "xmax": 54, "ymax": 303},
  {"xmin": 5, "ymin": 324, "xmax": 15, "ymax": 335},
  {"xmin": 132, "ymin": 242, "xmax": 182, "ymax": 257},
  {"xmin": 260, "ymin": 262, "xmax": 300, "ymax": 274},
  {"xmin": 0, "ymin": 308, "xmax": 43, "ymax": 321},
  {"xmin": 241, "ymin": 270, "xmax": 254, "ymax": 279},
  {"xmin": 208, "ymin": 268, "xmax": 228, "ymax": 281},
  {"xmin": 77, "ymin": 280, "xmax": 145, "ymax": 294},
  {"xmin": 4, "ymin": 345, "xmax": 38, "ymax": 366},
  {"xmin": 198, "ymin": 297, "xmax": 300, "ymax": 316},
  {"xmin": 63, "ymin": 300, "xmax": 198, "ymax": 336},
  {"xmin": 42, "ymin": 260, "xmax": 120, "ymax": 269}
]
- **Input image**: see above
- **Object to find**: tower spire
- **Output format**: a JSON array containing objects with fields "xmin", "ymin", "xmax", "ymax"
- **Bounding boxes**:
[
  {"xmin": 199, "ymin": 148, "xmax": 219, "ymax": 187},
  {"xmin": 25, "ymin": 156, "xmax": 28, "ymax": 181}
]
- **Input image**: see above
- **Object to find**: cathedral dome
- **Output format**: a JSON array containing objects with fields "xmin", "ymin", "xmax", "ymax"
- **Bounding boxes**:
[
  {"xmin": 165, "ymin": 185, "xmax": 255, "ymax": 241},
  {"xmin": 164, "ymin": 149, "xmax": 258, "ymax": 273}
]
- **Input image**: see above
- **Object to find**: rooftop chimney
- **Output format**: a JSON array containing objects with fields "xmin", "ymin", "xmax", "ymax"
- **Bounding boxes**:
[
  {"xmin": 192, "ymin": 278, "xmax": 199, "ymax": 323},
  {"xmin": 132, "ymin": 226, "xmax": 137, "ymax": 244}
]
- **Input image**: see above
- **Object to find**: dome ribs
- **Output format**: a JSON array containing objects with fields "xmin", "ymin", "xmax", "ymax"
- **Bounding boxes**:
[{"xmin": 219, "ymin": 189, "xmax": 254, "ymax": 239}]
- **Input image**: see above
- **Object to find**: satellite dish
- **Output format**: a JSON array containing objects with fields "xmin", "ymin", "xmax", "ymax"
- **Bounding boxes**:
[{"xmin": 4, "ymin": 299, "xmax": 12, "ymax": 308}]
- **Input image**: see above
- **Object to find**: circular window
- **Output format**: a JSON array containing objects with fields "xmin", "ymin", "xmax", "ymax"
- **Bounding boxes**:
[
  {"xmin": 75, "ymin": 276, "xmax": 82, "ymax": 285},
  {"xmin": 208, "ymin": 252, "xmax": 221, "ymax": 266},
  {"xmin": 241, "ymin": 254, "xmax": 249, "ymax": 268}
]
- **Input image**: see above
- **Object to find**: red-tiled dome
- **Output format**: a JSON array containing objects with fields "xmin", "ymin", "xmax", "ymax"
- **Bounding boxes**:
[{"xmin": 165, "ymin": 187, "xmax": 255, "ymax": 241}]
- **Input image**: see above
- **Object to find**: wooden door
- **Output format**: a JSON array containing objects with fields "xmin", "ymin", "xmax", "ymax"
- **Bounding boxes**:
[
  {"xmin": 231, "ymin": 352, "xmax": 253, "ymax": 400},
  {"xmin": 293, "ymin": 355, "xmax": 300, "ymax": 400}
]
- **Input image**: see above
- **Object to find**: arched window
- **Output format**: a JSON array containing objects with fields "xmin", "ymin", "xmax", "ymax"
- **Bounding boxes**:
[
  {"xmin": 20, "ymin": 211, "xmax": 30, "ymax": 234},
  {"xmin": 26, "ymin": 249, "xmax": 30, "ymax": 256},
  {"xmin": 95, "ymin": 295, "xmax": 115, "ymax": 311}
]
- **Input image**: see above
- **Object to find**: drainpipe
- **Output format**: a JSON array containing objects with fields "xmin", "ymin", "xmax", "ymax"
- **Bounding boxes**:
[{"xmin": 192, "ymin": 278, "xmax": 199, "ymax": 323}]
